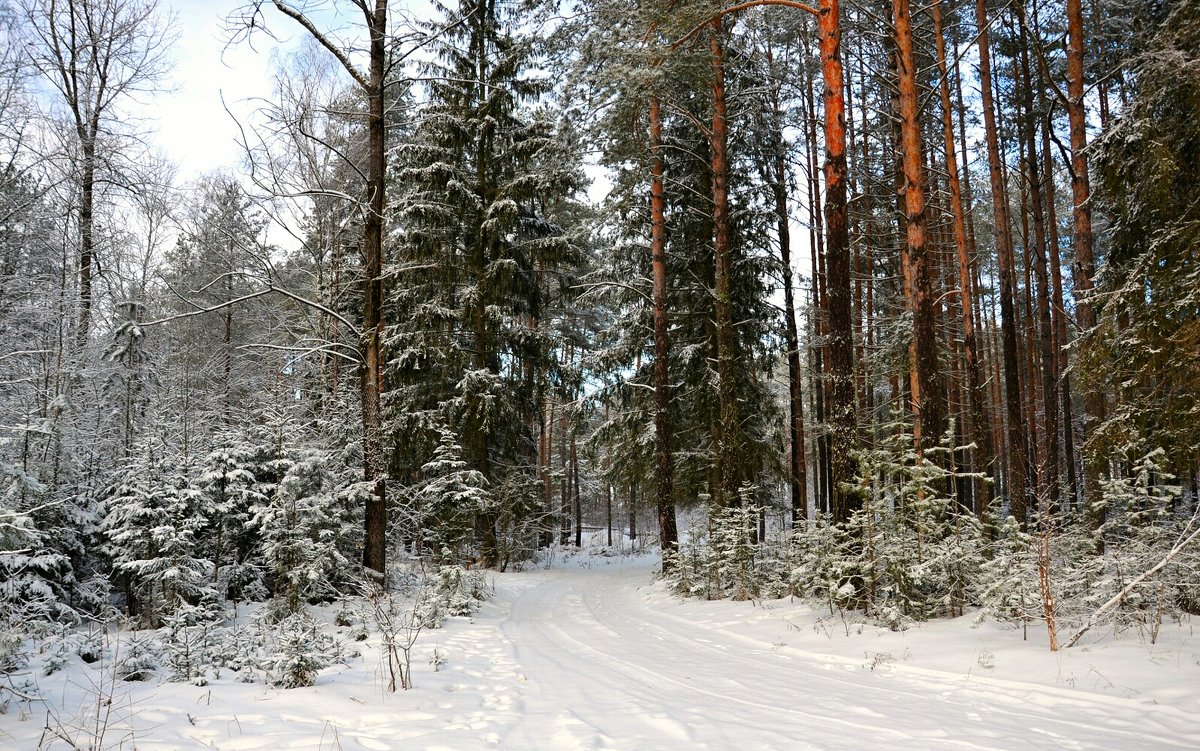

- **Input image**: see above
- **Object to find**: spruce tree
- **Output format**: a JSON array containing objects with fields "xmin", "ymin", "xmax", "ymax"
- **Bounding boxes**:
[{"xmin": 387, "ymin": 0, "xmax": 587, "ymax": 567}]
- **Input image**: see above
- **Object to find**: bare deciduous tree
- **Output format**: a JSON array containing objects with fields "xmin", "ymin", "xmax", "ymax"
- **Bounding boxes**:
[{"xmin": 22, "ymin": 0, "xmax": 170, "ymax": 349}]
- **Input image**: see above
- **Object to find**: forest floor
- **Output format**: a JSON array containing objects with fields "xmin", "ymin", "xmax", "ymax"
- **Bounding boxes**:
[{"xmin": 4, "ymin": 546, "xmax": 1200, "ymax": 750}]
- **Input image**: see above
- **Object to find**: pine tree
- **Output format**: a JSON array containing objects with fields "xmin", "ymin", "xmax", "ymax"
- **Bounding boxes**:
[
  {"xmin": 1084, "ymin": 0, "xmax": 1200, "ymax": 484},
  {"xmin": 412, "ymin": 429, "xmax": 492, "ymax": 562},
  {"xmin": 198, "ymin": 433, "xmax": 266, "ymax": 601}
]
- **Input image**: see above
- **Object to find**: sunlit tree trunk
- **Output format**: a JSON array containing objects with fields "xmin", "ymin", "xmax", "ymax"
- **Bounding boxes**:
[
  {"xmin": 893, "ymin": 0, "xmax": 944, "ymax": 454},
  {"xmin": 1066, "ymin": 0, "xmax": 1103, "ymax": 537},
  {"xmin": 934, "ymin": 0, "xmax": 992, "ymax": 511},
  {"xmin": 818, "ymin": 0, "xmax": 859, "ymax": 521}
]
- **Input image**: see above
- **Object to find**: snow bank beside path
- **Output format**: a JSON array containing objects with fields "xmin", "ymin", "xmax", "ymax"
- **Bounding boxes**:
[{"xmin": 3, "ymin": 550, "xmax": 1199, "ymax": 750}]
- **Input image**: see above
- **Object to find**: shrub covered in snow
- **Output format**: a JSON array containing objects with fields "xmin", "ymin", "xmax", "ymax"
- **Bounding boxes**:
[
  {"xmin": 265, "ymin": 613, "xmax": 338, "ymax": 689},
  {"xmin": 413, "ymin": 564, "xmax": 489, "ymax": 629}
]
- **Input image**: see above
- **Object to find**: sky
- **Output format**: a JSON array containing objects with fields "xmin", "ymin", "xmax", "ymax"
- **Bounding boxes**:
[
  {"xmin": 155, "ymin": 0, "xmax": 301, "ymax": 182},
  {"xmin": 155, "ymin": 1, "xmax": 441, "ymax": 183}
]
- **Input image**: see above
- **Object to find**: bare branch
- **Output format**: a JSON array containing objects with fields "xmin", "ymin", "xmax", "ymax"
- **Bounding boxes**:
[
  {"xmin": 672, "ymin": 1, "xmax": 818, "ymax": 51},
  {"xmin": 1065, "ymin": 515, "xmax": 1200, "ymax": 648},
  {"xmin": 270, "ymin": 1, "xmax": 370, "ymax": 91}
]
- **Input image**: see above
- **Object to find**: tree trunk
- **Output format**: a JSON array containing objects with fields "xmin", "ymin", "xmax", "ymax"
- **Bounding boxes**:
[
  {"xmin": 649, "ymin": 94, "xmax": 680, "ymax": 558},
  {"xmin": 224, "ymin": 272, "xmax": 234, "ymax": 424},
  {"xmin": 935, "ymin": 0, "xmax": 993, "ymax": 514},
  {"xmin": 77, "ymin": 141, "xmax": 96, "ymax": 348},
  {"xmin": 765, "ymin": 48, "xmax": 808, "ymax": 527},
  {"xmin": 360, "ymin": 0, "xmax": 389, "ymax": 575},
  {"xmin": 629, "ymin": 481, "xmax": 638, "ymax": 543},
  {"xmin": 818, "ymin": 0, "xmax": 859, "ymax": 522},
  {"xmin": 1014, "ymin": 7, "xmax": 1059, "ymax": 516},
  {"xmin": 572, "ymin": 431, "xmax": 582, "ymax": 548},
  {"xmin": 976, "ymin": 0, "xmax": 1029, "ymax": 526},
  {"xmin": 1042, "ymin": 120, "xmax": 1079, "ymax": 511},
  {"xmin": 800, "ymin": 29, "xmax": 830, "ymax": 516},
  {"xmin": 709, "ymin": 18, "xmax": 741, "ymax": 508},
  {"xmin": 894, "ymin": 0, "xmax": 944, "ymax": 454},
  {"xmin": 1066, "ymin": 0, "xmax": 1103, "ymax": 537},
  {"xmin": 606, "ymin": 481, "xmax": 613, "ymax": 547}
]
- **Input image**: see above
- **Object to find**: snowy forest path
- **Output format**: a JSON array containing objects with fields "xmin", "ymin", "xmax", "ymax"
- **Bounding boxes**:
[{"xmin": 480, "ymin": 554, "xmax": 1200, "ymax": 750}]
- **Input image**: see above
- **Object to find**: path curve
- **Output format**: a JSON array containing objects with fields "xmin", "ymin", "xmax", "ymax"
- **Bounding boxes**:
[{"xmin": 482, "ymin": 556, "xmax": 1199, "ymax": 750}]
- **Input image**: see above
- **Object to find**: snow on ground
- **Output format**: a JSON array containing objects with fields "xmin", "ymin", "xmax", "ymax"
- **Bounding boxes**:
[{"xmin": 4, "ymin": 547, "xmax": 1200, "ymax": 750}]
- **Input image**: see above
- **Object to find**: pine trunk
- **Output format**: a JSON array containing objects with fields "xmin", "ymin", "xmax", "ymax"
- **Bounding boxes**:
[
  {"xmin": 766, "ymin": 48, "xmax": 808, "ymax": 526},
  {"xmin": 1015, "ymin": 9, "xmax": 1059, "ymax": 515},
  {"xmin": 649, "ymin": 94, "xmax": 680, "ymax": 557},
  {"xmin": 894, "ymin": 0, "xmax": 944, "ymax": 454},
  {"xmin": 361, "ymin": 0, "xmax": 389, "ymax": 574},
  {"xmin": 935, "ymin": 0, "xmax": 992, "ymax": 512},
  {"xmin": 709, "ymin": 19, "xmax": 741, "ymax": 508},
  {"xmin": 1066, "ymin": 0, "xmax": 1103, "ymax": 536},
  {"xmin": 976, "ymin": 0, "xmax": 1029, "ymax": 526},
  {"xmin": 818, "ymin": 0, "xmax": 859, "ymax": 522}
]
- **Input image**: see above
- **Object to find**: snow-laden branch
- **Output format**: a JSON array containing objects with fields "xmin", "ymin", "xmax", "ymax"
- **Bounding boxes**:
[
  {"xmin": 237, "ymin": 341, "xmax": 361, "ymax": 364},
  {"xmin": 142, "ymin": 284, "xmax": 362, "ymax": 341},
  {"xmin": 0, "ymin": 349, "xmax": 52, "ymax": 364},
  {"xmin": 271, "ymin": 1, "xmax": 371, "ymax": 92},
  {"xmin": 1065, "ymin": 517, "xmax": 1200, "ymax": 648}
]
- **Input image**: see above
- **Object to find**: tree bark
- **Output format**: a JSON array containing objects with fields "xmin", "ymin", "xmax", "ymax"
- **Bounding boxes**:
[
  {"xmin": 649, "ymin": 94, "xmax": 680, "ymax": 558},
  {"xmin": 1014, "ymin": 6, "xmax": 1059, "ymax": 515},
  {"xmin": 1066, "ymin": 0, "xmax": 1103, "ymax": 537},
  {"xmin": 976, "ymin": 0, "xmax": 1029, "ymax": 526},
  {"xmin": 359, "ymin": 0, "xmax": 389, "ymax": 574},
  {"xmin": 267, "ymin": 0, "xmax": 389, "ymax": 574},
  {"xmin": 935, "ymin": 0, "xmax": 992, "ymax": 512},
  {"xmin": 764, "ymin": 47, "xmax": 808, "ymax": 526},
  {"xmin": 78, "ymin": 143, "xmax": 95, "ymax": 348},
  {"xmin": 894, "ymin": 0, "xmax": 944, "ymax": 454},
  {"xmin": 708, "ymin": 18, "xmax": 741, "ymax": 508},
  {"xmin": 818, "ymin": 0, "xmax": 859, "ymax": 522}
]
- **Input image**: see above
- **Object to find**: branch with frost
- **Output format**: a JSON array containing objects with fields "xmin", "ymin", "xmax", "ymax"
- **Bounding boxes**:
[
  {"xmin": 144, "ymin": 283, "xmax": 362, "ymax": 340},
  {"xmin": 270, "ymin": 1, "xmax": 371, "ymax": 91},
  {"xmin": 1065, "ymin": 515, "xmax": 1200, "ymax": 648},
  {"xmin": 237, "ymin": 340, "xmax": 361, "ymax": 364}
]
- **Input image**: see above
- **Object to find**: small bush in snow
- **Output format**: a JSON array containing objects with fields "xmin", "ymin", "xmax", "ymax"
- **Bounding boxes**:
[
  {"xmin": 215, "ymin": 621, "xmax": 267, "ymax": 681},
  {"xmin": 76, "ymin": 626, "xmax": 105, "ymax": 665},
  {"xmin": 414, "ymin": 565, "xmax": 488, "ymax": 629},
  {"xmin": 159, "ymin": 602, "xmax": 223, "ymax": 683},
  {"xmin": 664, "ymin": 499, "xmax": 770, "ymax": 601},
  {"xmin": 116, "ymin": 632, "xmax": 160, "ymax": 682},
  {"xmin": 265, "ymin": 613, "xmax": 336, "ymax": 689}
]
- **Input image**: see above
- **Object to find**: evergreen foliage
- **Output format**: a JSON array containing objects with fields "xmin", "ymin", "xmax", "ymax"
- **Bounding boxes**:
[
  {"xmin": 0, "ymin": 0, "xmax": 1198, "ymax": 678},
  {"xmin": 386, "ymin": 0, "xmax": 589, "ymax": 567},
  {"xmin": 1086, "ymin": 0, "xmax": 1200, "ymax": 476},
  {"xmin": 102, "ymin": 443, "xmax": 212, "ymax": 625}
]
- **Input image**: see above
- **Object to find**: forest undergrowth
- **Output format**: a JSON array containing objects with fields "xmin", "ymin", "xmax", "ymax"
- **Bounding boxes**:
[{"xmin": 666, "ymin": 441, "xmax": 1200, "ymax": 647}]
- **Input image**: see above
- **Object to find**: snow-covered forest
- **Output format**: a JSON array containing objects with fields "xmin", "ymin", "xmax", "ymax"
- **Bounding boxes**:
[{"xmin": 2, "ymin": 0, "xmax": 1199, "ymax": 747}]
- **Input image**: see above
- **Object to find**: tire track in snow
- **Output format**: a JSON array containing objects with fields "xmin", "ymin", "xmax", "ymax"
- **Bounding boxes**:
[
  {"xmin": 499, "ymin": 569, "xmax": 747, "ymax": 749},
  {"xmin": 595, "ymin": 578, "xmax": 1200, "ymax": 748},
  {"xmin": 489, "ymin": 558, "xmax": 1199, "ymax": 750}
]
